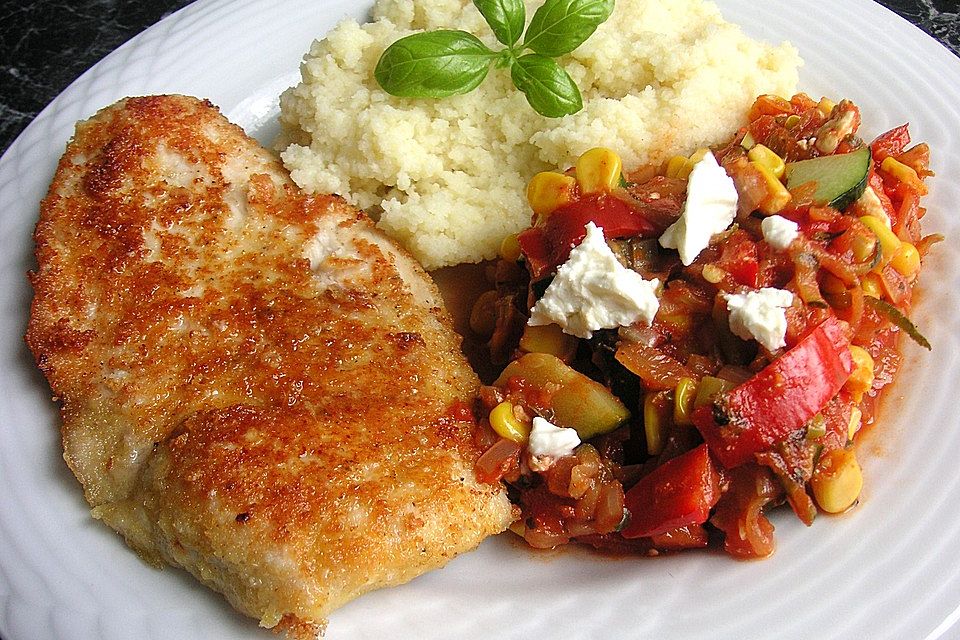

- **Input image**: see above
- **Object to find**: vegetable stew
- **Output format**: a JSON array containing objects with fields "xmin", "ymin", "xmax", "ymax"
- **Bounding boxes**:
[{"xmin": 471, "ymin": 93, "xmax": 940, "ymax": 558}]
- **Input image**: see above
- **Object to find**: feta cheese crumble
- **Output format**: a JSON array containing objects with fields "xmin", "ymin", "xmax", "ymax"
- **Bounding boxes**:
[
  {"xmin": 723, "ymin": 287, "xmax": 794, "ymax": 351},
  {"xmin": 761, "ymin": 215, "xmax": 800, "ymax": 251},
  {"xmin": 855, "ymin": 186, "xmax": 892, "ymax": 227},
  {"xmin": 659, "ymin": 152, "xmax": 739, "ymax": 265},
  {"xmin": 528, "ymin": 222, "xmax": 660, "ymax": 339},
  {"xmin": 528, "ymin": 417, "xmax": 581, "ymax": 462}
]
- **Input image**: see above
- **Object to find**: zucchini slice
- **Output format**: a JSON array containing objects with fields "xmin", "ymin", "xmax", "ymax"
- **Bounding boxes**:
[
  {"xmin": 494, "ymin": 352, "xmax": 630, "ymax": 439},
  {"xmin": 785, "ymin": 146, "xmax": 871, "ymax": 211}
]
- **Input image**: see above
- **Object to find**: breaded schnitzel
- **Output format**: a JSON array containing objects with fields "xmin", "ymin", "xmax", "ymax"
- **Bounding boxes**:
[{"xmin": 26, "ymin": 95, "xmax": 513, "ymax": 638}]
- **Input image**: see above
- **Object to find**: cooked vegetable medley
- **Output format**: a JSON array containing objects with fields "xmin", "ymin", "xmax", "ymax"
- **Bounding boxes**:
[{"xmin": 472, "ymin": 93, "xmax": 940, "ymax": 558}]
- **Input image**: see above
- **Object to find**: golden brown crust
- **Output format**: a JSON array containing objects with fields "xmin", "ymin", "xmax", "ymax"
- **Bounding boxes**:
[{"xmin": 26, "ymin": 95, "xmax": 512, "ymax": 635}]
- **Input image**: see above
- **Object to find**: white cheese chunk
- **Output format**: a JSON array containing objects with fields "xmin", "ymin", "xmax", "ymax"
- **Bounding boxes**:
[
  {"xmin": 723, "ymin": 287, "xmax": 794, "ymax": 351},
  {"xmin": 527, "ymin": 417, "xmax": 581, "ymax": 460},
  {"xmin": 659, "ymin": 152, "xmax": 739, "ymax": 265},
  {"xmin": 528, "ymin": 222, "xmax": 660, "ymax": 339},
  {"xmin": 761, "ymin": 214, "xmax": 800, "ymax": 251},
  {"xmin": 855, "ymin": 186, "xmax": 892, "ymax": 228}
]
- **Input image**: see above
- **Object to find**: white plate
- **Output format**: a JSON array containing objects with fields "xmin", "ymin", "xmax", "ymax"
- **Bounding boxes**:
[{"xmin": 1, "ymin": 1, "xmax": 959, "ymax": 638}]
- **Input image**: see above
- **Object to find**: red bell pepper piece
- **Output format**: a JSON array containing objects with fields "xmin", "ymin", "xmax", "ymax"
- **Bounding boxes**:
[
  {"xmin": 869, "ymin": 169, "xmax": 897, "ymax": 216},
  {"xmin": 691, "ymin": 316, "xmax": 853, "ymax": 468},
  {"xmin": 517, "ymin": 193, "xmax": 657, "ymax": 279},
  {"xmin": 870, "ymin": 123, "xmax": 910, "ymax": 163},
  {"xmin": 516, "ymin": 226, "xmax": 552, "ymax": 279},
  {"xmin": 621, "ymin": 444, "xmax": 721, "ymax": 539}
]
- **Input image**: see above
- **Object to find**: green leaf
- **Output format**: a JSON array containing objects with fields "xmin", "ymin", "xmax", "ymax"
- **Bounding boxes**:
[
  {"xmin": 473, "ymin": 0, "xmax": 526, "ymax": 47},
  {"xmin": 523, "ymin": 0, "xmax": 615, "ymax": 57},
  {"xmin": 374, "ymin": 30, "xmax": 496, "ymax": 98},
  {"xmin": 510, "ymin": 53, "xmax": 583, "ymax": 117}
]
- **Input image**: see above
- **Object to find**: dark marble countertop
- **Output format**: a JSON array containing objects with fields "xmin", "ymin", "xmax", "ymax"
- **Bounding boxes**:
[{"xmin": 1, "ymin": 0, "xmax": 958, "ymax": 156}]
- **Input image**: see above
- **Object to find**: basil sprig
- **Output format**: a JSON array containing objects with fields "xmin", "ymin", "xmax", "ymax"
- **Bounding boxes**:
[{"xmin": 374, "ymin": 0, "xmax": 615, "ymax": 118}]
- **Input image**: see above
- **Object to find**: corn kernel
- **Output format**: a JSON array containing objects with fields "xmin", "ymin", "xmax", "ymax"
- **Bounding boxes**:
[
  {"xmin": 850, "ymin": 231, "xmax": 878, "ymax": 263},
  {"xmin": 489, "ymin": 402, "xmax": 530, "ymax": 443},
  {"xmin": 701, "ymin": 264, "xmax": 726, "ymax": 284},
  {"xmin": 643, "ymin": 392, "xmax": 672, "ymax": 455},
  {"xmin": 845, "ymin": 345, "xmax": 875, "ymax": 404},
  {"xmin": 665, "ymin": 155, "xmax": 691, "ymax": 179},
  {"xmin": 747, "ymin": 144, "xmax": 786, "ymax": 179},
  {"xmin": 688, "ymin": 147, "xmax": 710, "ymax": 164},
  {"xmin": 673, "ymin": 377, "xmax": 698, "ymax": 426},
  {"xmin": 526, "ymin": 171, "xmax": 577, "ymax": 217},
  {"xmin": 891, "ymin": 242, "xmax": 921, "ymax": 278},
  {"xmin": 750, "ymin": 160, "xmax": 792, "ymax": 214},
  {"xmin": 859, "ymin": 215, "xmax": 901, "ymax": 269},
  {"xmin": 518, "ymin": 323, "xmax": 578, "ymax": 362},
  {"xmin": 499, "ymin": 233, "xmax": 521, "ymax": 262},
  {"xmin": 817, "ymin": 97, "xmax": 836, "ymax": 116},
  {"xmin": 860, "ymin": 272, "xmax": 883, "ymax": 298},
  {"xmin": 576, "ymin": 147, "xmax": 623, "ymax": 194},
  {"xmin": 811, "ymin": 448, "xmax": 863, "ymax": 513},
  {"xmin": 848, "ymin": 406, "xmax": 863, "ymax": 441},
  {"xmin": 881, "ymin": 156, "xmax": 928, "ymax": 195}
]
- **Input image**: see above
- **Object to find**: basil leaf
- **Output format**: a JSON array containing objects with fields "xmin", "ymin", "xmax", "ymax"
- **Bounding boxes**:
[
  {"xmin": 523, "ymin": 0, "xmax": 615, "ymax": 57},
  {"xmin": 375, "ymin": 30, "xmax": 496, "ymax": 98},
  {"xmin": 510, "ymin": 53, "xmax": 583, "ymax": 117},
  {"xmin": 473, "ymin": 0, "xmax": 526, "ymax": 47}
]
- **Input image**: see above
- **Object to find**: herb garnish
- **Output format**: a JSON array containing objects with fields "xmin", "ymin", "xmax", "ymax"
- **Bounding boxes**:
[{"xmin": 374, "ymin": 0, "xmax": 615, "ymax": 118}]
